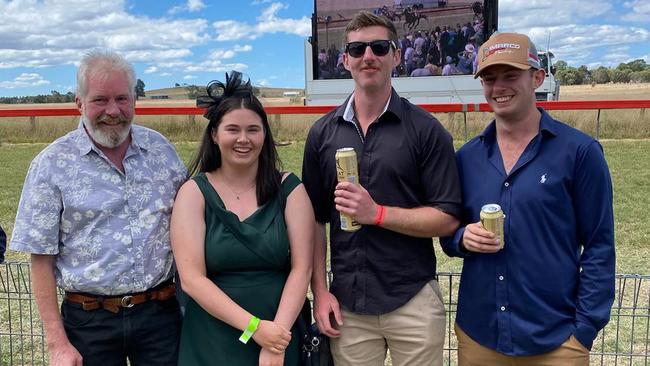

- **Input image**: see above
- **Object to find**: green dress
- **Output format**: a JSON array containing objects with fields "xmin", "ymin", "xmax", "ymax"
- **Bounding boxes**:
[{"xmin": 178, "ymin": 172, "xmax": 302, "ymax": 365}]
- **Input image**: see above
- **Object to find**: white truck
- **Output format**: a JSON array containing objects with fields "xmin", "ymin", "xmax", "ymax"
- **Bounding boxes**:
[{"xmin": 304, "ymin": 0, "xmax": 559, "ymax": 105}]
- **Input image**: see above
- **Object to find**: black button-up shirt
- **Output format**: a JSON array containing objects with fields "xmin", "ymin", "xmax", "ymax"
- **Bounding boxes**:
[{"xmin": 302, "ymin": 89, "xmax": 462, "ymax": 314}]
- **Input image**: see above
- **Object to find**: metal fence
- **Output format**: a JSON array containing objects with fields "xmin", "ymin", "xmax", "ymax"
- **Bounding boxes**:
[{"xmin": 1, "ymin": 262, "xmax": 649, "ymax": 365}]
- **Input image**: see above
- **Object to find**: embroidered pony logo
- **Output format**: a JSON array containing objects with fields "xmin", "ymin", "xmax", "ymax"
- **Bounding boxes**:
[{"xmin": 540, "ymin": 173, "xmax": 547, "ymax": 184}]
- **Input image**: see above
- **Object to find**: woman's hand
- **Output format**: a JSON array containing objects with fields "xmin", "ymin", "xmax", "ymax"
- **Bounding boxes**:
[{"xmin": 252, "ymin": 320, "xmax": 291, "ymax": 354}]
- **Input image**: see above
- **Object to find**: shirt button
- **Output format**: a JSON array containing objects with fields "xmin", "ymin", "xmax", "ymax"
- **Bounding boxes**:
[
  {"xmin": 499, "ymin": 275, "xmax": 504, "ymax": 281},
  {"xmin": 504, "ymin": 182, "xmax": 510, "ymax": 187},
  {"xmin": 500, "ymin": 306, "xmax": 506, "ymax": 311}
]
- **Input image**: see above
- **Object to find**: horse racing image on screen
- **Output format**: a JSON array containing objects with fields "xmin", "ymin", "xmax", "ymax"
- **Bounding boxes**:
[{"xmin": 313, "ymin": 0, "xmax": 491, "ymax": 79}]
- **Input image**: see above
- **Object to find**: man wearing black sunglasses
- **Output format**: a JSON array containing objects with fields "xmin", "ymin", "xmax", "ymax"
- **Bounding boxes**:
[{"xmin": 302, "ymin": 11, "xmax": 462, "ymax": 366}]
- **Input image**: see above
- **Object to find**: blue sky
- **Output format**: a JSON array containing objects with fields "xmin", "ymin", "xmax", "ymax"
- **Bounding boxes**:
[{"xmin": 0, "ymin": 0, "xmax": 648, "ymax": 98}]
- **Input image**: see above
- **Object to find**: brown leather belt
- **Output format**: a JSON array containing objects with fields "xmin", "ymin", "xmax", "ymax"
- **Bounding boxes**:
[{"xmin": 64, "ymin": 283, "xmax": 176, "ymax": 314}]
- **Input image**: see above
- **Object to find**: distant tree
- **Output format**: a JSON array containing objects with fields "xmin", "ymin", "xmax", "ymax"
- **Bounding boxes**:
[
  {"xmin": 630, "ymin": 70, "xmax": 650, "ymax": 83},
  {"xmin": 50, "ymin": 90, "xmax": 63, "ymax": 103},
  {"xmin": 618, "ymin": 59, "xmax": 648, "ymax": 73},
  {"xmin": 186, "ymin": 85, "xmax": 202, "ymax": 99},
  {"xmin": 557, "ymin": 67, "xmax": 583, "ymax": 85},
  {"xmin": 135, "ymin": 79, "xmax": 146, "ymax": 99},
  {"xmin": 591, "ymin": 66, "xmax": 610, "ymax": 84},
  {"xmin": 577, "ymin": 65, "xmax": 590, "ymax": 84},
  {"xmin": 554, "ymin": 60, "xmax": 568, "ymax": 73},
  {"xmin": 609, "ymin": 69, "xmax": 631, "ymax": 83},
  {"xmin": 175, "ymin": 83, "xmax": 181, "ymax": 87}
]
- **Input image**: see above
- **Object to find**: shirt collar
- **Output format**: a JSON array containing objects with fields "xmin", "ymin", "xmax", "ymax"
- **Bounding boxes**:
[
  {"xmin": 73, "ymin": 118, "xmax": 148, "ymax": 155},
  {"xmin": 479, "ymin": 107, "xmax": 558, "ymax": 144},
  {"xmin": 341, "ymin": 88, "xmax": 398, "ymax": 124}
]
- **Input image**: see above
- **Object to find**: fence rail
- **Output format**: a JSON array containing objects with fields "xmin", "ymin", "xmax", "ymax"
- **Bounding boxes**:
[
  {"xmin": 1, "ymin": 262, "xmax": 648, "ymax": 365},
  {"xmin": 1, "ymin": 100, "xmax": 650, "ymax": 118},
  {"xmin": 2, "ymin": 100, "xmax": 648, "ymax": 141}
]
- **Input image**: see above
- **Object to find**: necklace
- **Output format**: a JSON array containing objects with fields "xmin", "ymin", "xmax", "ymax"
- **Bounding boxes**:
[
  {"xmin": 222, "ymin": 181, "xmax": 256, "ymax": 200},
  {"xmin": 211, "ymin": 171, "xmax": 256, "ymax": 200}
]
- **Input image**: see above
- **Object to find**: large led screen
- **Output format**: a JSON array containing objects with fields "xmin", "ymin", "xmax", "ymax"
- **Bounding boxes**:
[{"xmin": 312, "ymin": 0, "xmax": 497, "ymax": 79}]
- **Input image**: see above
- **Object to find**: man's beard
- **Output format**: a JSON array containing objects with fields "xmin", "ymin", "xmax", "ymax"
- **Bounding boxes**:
[{"xmin": 82, "ymin": 114, "xmax": 132, "ymax": 148}]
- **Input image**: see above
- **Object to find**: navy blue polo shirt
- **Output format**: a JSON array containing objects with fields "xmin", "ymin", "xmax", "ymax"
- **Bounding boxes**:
[
  {"xmin": 441, "ymin": 108, "xmax": 615, "ymax": 356},
  {"xmin": 302, "ymin": 89, "xmax": 462, "ymax": 315}
]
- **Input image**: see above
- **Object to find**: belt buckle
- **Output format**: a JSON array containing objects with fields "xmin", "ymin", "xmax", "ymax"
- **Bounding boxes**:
[{"xmin": 120, "ymin": 295, "xmax": 134, "ymax": 308}]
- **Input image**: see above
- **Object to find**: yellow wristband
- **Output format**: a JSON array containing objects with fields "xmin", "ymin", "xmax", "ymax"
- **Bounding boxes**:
[{"xmin": 239, "ymin": 316, "xmax": 260, "ymax": 344}]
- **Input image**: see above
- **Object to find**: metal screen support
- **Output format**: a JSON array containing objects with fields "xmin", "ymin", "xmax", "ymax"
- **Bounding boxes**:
[{"xmin": 596, "ymin": 109, "xmax": 601, "ymax": 140}]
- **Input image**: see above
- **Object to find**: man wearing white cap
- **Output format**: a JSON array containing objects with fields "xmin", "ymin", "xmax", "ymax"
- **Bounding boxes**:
[{"xmin": 441, "ymin": 32, "xmax": 615, "ymax": 365}]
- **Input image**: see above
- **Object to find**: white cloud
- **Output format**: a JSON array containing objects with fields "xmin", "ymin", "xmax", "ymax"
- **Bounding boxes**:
[
  {"xmin": 185, "ymin": 60, "xmax": 248, "ymax": 73},
  {"xmin": 210, "ymin": 49, "xmax": 237, "ymax": 59},
  {"xmin": 494, "ymin": 1, "xmax": 650, "ymax": 68},
  {"xmin": 622, "ymin": 0, "xmax": 650, "ymax": 22},
  {"xmin": 144, "ymin": 66, "xmax": 159, "ymax": 74},
  {"xmin": 213, "ymin": 2, "xmax": 310, "ymax": 41},
  {"xmin": 169, "ymin": 0, "xmax": 206, "ymax": 14},
  {"xmin": 517, "ymin": 24, "xmax": 650, "ymax": 67},
  {"xmin": 184, "ymin": 75, "xmax": 197, "ymax": 80},
  {"xmin": 257, "ymin": 78, "xmax": 271, "ymax": 86},
  {"xmin": 499, "ymin": 0, "xmax": 613, "ymax": 28},
  {"xmin": 207, "ymin": 44, "xmax": 253, "ymax": 61},
  {"xmin": 0, "ymin": 73, "xmax": 50, "ymax": 89},
  {"xmin": 234, "ymin": 44, "xmax": 253, "ymax": 52},
  {"xmin": 251, "ymin": 0, "xmax": 273, "ymax": 4},
  {"xmin": 150, "ymin": 58, "xmax": 248, "ymax": 74},
  {"xmin": 188, "ymin": 0, "xmax": 207, "ymax": 12},
  {"xmin": 0, "ymin": 0, "xmax": 209, "ymax": 69}
]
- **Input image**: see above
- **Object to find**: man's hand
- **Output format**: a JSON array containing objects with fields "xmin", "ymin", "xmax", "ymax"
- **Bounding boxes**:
[
  {"xmin": 334, "ymin": 182, "xmax": 378, "ymax": 225},
  {"xmin": 48, "ymin": 341, "xmax": 83, "ymax": 366},
  {"xmin": 313, "ymin": 289, "xmax": 343, "ymax": 338},
  {"xmin": 252, "ymin": 320, "xmax": 291, "ymax": 354},
  {"xmin": 259, "ymin": 347, "xmax": 285, "ymax": 366},
  {"xmin": 461, "ymin": 222, "xmax": 501, "ymax": 253}
]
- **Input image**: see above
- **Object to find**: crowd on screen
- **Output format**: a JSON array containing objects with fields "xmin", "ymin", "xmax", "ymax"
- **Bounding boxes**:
[{"xmin": 317, "ymin": 18, "xmax": 485, "ymax": 79}]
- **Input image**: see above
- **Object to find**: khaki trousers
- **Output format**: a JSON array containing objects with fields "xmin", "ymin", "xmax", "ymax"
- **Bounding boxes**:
[
  {"xmin": 456, "ymin": 323, "xmax": 589, "ymax": 366},
  {"xmin": 330, "ymin": 280, "xmax": 446, "ymax": 366}
]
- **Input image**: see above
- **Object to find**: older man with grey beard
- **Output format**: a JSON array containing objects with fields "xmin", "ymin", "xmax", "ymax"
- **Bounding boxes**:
[{"xmin": 11, "ymin": 50, "xmax": 187, "ymax": 366}]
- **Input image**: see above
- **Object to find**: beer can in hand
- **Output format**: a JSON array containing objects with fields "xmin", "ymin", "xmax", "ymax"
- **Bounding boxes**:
[
  {"xmin": 335, "ymin": 148, "xmax": 361, "ymax": 232},
  {"xmin": 480, "ymin": 204, "xmax": 505, "ymax": 249}
]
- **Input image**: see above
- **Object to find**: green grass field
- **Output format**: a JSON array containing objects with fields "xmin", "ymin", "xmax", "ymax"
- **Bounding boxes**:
[
  {"xmin": 1, "ymin": 129, "xmax": 649, "ymax": 366},
  {"xmin": 1, "ymin": 138, "xmax": 648, "ymax": 274}
]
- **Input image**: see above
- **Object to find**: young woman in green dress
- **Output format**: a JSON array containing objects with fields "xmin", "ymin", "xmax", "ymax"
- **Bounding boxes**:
[{"xmin": 171, "ymin": 72, "xmax": 314, "ymax": 366}]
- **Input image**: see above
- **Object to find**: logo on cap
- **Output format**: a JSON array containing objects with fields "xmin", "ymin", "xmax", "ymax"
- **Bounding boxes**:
[{"xmin": 482, "ymin": 43, "xmax": 521, "ymax": 62}]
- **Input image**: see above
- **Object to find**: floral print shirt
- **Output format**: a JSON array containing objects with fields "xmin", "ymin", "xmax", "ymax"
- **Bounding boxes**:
[{"xmin": 11, "ymin": 123, "xmax": 187, "ymax": 295}]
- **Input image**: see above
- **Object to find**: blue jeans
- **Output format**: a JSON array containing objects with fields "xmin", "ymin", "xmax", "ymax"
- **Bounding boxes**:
[{"xmin": 61, "ymin": 297, "xmax": 181, "ymax": 366}]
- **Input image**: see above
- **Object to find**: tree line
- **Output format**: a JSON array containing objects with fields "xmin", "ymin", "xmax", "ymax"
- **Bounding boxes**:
[
  {"xmin": 554, "ymin": 59, "xmax": 650, "ymax": 85},
  {"xmin": 2, "ymin": 63, "xmax": 649, "ymax": 105},
  {"xmin": 0, "ymin": 79, "xmax": 146, "ymax": 104}
]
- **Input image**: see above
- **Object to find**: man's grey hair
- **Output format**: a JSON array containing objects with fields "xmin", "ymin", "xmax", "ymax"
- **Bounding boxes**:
[{"xmin": 76, "ymin": 50, "xmax": 136, "ymax": 99}]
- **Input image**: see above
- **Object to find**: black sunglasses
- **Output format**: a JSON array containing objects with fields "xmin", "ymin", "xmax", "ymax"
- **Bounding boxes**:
[{"xmin": 345, "ymin": 40, "xmax": 395, "ymax": 58}]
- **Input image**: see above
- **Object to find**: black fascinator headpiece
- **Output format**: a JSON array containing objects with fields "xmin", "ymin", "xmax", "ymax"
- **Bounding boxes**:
[{"xmin": 196, "ymin": 71, "xmax": 253, "ymax": 118}]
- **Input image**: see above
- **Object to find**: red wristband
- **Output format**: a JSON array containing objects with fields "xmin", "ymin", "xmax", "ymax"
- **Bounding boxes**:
[{"xmin": 374, "ymin": 205, "xmax": 386, "ymax": 226}]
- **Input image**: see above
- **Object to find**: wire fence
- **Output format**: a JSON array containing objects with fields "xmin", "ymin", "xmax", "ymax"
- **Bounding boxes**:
[{"xmin": 1, "ymin": 262, "xmax": 649, "ymax": 365}]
